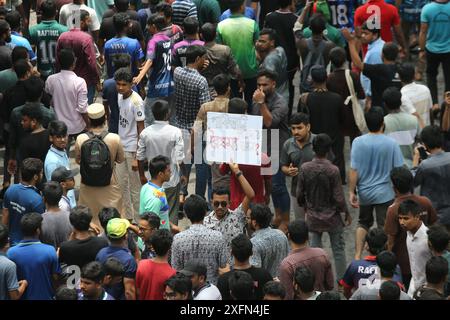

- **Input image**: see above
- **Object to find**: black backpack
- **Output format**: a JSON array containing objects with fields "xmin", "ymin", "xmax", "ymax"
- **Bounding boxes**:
[
  {"xmin": 80, "ymin": 131, "xmax": 112, "ymax": 187},
  {"xmin": 300, "ymin": 38, "xmax": 327, "ymax": 93}
]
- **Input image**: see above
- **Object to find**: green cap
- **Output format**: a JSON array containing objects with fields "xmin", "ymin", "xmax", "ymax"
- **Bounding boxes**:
[{"xmin": 106, "ymin": 218, "xmax": 130, "ymax": 239}]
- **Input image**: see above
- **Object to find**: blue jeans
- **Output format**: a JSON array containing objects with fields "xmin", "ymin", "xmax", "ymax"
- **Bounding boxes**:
[
  {"xmin": 310, "ymin": 227, "xmax": 347, "ymax": 280},
  {"xmin": 271, "ymin": 168, "xmax": 290, "ymax": 214},
  {"xmin": 87, "ymin": 84, "xmax": 96, "ymax": 104}
]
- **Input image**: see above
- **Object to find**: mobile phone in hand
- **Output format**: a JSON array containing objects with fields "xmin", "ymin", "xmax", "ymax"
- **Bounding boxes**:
[{"xmin": 418, "ymin": 146, "xmax": 428, "ymax": 160}]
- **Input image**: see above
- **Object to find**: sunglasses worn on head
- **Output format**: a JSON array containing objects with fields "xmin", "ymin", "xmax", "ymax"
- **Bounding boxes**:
[{"xmin": 213, "ymin": 201, "xmax": 228, "ymax": 208}]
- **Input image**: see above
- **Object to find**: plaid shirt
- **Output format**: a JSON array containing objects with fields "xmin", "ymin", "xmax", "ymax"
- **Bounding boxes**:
[{"xmin": 171, "ymin": 66, "xmax": 211, "ymax": 130}]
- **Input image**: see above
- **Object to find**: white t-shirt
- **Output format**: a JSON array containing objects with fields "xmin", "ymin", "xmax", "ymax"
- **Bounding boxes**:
[
  {"xmin": 59, "ymin": 3, "xmax": 101, "ymax": 32},
  {"xmin": 193, "ymin": 283, "xmax": 222, "ymax": 300},
  {"xmin": 118, "ymin": 91, "xmax": 145, "ymax": 152},
  {"xmin": 402, "ymin": 82, "xmax": 433, "ymax": 126}
]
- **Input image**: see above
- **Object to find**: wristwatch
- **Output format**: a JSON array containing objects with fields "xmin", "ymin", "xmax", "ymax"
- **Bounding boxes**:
[{"xmin": 235, "ymin": 171, "xmax": 243, "ymax": 178}]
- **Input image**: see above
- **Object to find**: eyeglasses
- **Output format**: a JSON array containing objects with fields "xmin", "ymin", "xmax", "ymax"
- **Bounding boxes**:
[
  {"xmin": 163, "ymin": 291, "xmax": 178, "ymax": 299},
  {"xmin": 213, "ymin": 201, "xmax": 228, "ymax": 208},
  {"xmin": 138, "ymin": 225, "xmax": 153, "ymax": 232}
]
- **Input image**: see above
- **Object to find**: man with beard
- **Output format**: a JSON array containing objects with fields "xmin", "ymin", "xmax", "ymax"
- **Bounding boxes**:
[
  {"xmin": 1, "ymin": 158, "xmax": 45, "ymax": 246},
  {"xmin": 0, "ymin": 20, "xmax": 13, "ymax": 71},
  {"xmin": 203, "ymin": 161, "xmax": 255, "ymax": 263}
]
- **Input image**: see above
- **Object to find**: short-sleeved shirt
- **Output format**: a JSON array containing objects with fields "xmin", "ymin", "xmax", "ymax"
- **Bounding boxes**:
[
  {"xmin": 219, "ymin": 7, "xmax": 256, "ymax": 22},
  {"xmin": 350, "ymin": 280, "xmax": 411, "ymax": 300},
  {"xmin": 251, "ymin": 0, "xmax": 278, "ymax": 28},
  {"xmin": 8, "ymin": 33, "xmax": 36, "ymax": 61},
  {"xmin": 0, "ymin": 254, "xmax": 19, "ymax": 300},
  {"xmin": 401, "ymin": 82, "xmax": 433, "ymax": 126},
  {"xmin": 351, "ymin": 134, "xmax": 404, "ymax": 205},
  {"xmin": 139, "ymin": 182, "xmax": 170, "ymax": 230},
  {"xmin": 7, "ymin": 240, "xmax": 61, "ymax": 300},
  {"xmin": 171, "ymin": 39, "xmax": 205, "ymax": 68},
  {"xmin": 87, "ymin": 0, "xmax": 114, "ymax": 21},
  {"xmin": 96, "ymin": 246, "xmax": 137, "ymax": 300},
  {"xmin": 217, "ymin": 14, "xmax": 259, "ymax": 80},
  {"xmin": 260, "ymin": 47, "xmax": 289, "ymax": 103},
  {"xmin": 303, "ymin": 24, "xmax": 346, "ymax": 48},
  {"xmin": 171, "ymin": 0, "xmax": 198, "ymax": 26},
  {"xmin": 146, "ymin": 32, "xmax": 173, "ymax": 98},
  {"xmin": 3, "ymin": 184, "xmax": 45, "ymax": 246},
  {"xmin": 192, "ymin": 0, "xmax": 221, "ymax": 25},
  {"xmin": 326, "ymin": 0, "xmax": 358, "ymax": 29},
  {"xmin": 59, "ymin": 237, "xmax": 109, "ymax": 269},
  {"xmin": 29, "ymin": 20, "xmax": 69, "ymax": 76},
  {"xmin": 104, "ymin": 36, "xmax": 144, "ymax": 78},
  {"xmin": 99, "ymin": 17, "xmax": 144, "ymax": 47},
  {"xmin": 362, "ymin": 63, "xmax": 402, "ymax": 109},
  {"xmin": 41, "ymin": 210, "xmax": 73, "ymax": 248},
  {"xmin": 420, "ymin": 1, "xmax": 450, "ymax": 54},
  {"xmin": 118, "ymin": 91, "xmax": 145, "ymax": 152},
  {"xmin": 135, "ymin": 260, "xmax": 176, "ymax": 300},
  {"xmin": 19, "ymin": 130, "xmax": 51, "ymax": 163}
]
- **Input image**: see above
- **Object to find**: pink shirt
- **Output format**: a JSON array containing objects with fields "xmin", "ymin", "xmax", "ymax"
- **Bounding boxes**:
[{"xmin": 45, "ymin": 70, "xmax": 88, "ymax": 135}]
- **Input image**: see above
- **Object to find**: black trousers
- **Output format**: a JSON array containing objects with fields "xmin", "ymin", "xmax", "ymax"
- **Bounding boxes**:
[{"xmin": 426, "ymin": 50, "xmax": 450, "ymax": 104}]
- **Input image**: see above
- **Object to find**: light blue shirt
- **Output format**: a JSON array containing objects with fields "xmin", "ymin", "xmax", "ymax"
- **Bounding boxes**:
[
  {"xmin": 421, "ymin": 2, "xmax": 450, "ymax": 54},
  {"xmin": 8, "ymin": 32, "xmax": 36, "ymax": 61},
  {"xmin": 44, "ymin": 146, "xmax": 76, "ymax": 208},
  {"xmin": 361, "ymin": 37, "xmax": 384, "ymax": 97},
  {"xmin": 351, "ymin": 134, "xmax": 404, "ymax": 205}
]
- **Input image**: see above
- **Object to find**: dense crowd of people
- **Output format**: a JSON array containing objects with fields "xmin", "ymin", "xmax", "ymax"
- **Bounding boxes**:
[{"xmin": 0, "ymin": 0, "xmax": 449, "ymax": 301}]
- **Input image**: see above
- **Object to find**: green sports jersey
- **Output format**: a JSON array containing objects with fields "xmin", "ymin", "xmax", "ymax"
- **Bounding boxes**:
[
  {"xmin": 29, "ymin": 20, "xmax": 68, "ymax": 77},
  {"xmin": 217, "ymin": 14, "xmax": 259, "ymax": 79}
]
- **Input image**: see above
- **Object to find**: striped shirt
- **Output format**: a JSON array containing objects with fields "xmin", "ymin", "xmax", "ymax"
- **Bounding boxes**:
[{"xmin": 172, "ymin": 0, "xmax": 198, "ymax": 26}]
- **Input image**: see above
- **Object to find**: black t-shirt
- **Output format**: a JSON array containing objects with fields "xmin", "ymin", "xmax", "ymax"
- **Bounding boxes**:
[
  {"xmin": 59, "ymin": 236, "xmax": 109, "ymax": 269},
  {"xmin": 264, "ymin": 11, "xmax": 299, "ymax": 70},
  {"xmin": 252, "ymin": 0, "xmax": 279, "ymax": 29},
  {"xmin": 362, "ymin": 63, "xmax": 402, "ymax": 109},
  {"xmin": 99, "ymin": 17, "xmax": 144, "ymax": 44},
  {"xmin": 20, "ymin": 129, "xmax": 51, "ymax": 162},
  {"xmin": 102, "ymin": 9, "xmax": 139, "ymax": 21},
  {"xmin": 217, "ymin": 266, "xmax": 273, "ymax": 300}
]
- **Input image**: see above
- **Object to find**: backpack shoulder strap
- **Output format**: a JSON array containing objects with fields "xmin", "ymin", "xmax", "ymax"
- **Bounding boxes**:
[
  {"xmin": 99, "ymin": 131, "xmax": 109, "ymax": 140},
  {"xmin": 86, "ymin": 131, "xmax": 95, "ymax": 139}
]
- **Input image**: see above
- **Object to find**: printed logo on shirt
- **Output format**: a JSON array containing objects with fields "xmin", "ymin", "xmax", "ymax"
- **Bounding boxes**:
[{"xmin": 119, "ymin": 115, "xmax": 129, "ymax": 128}]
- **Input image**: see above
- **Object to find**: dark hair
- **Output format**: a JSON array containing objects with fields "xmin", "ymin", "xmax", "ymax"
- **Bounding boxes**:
[
  {"xmin": 152, "ymin": 100, "xmax": 170, "ymax": 121},
  {"xmin": 55, "ymin": 286, "xmax": 78, "ymax": 300},
  {"xmin": 382, "ymin": 43, "xmax": 399, "ymax": 62},
  {"xmin": 398, "ymin": 199, "xmax": 421, "ymax": 217},
  {"xmin": 185, "ymin": 45, "xmax": 207, "ymax": 64},
  {"xmin": 103, "ymin": 257, "xmax": 125, "ymax": 277},
  {"xmin": 263, "ymin": 281, "xmax": 286, "ymax": 299},
  {"xmin": 43, "ymin": 181, "xmax": 63, "ymax": 207},
  {"xmin": 361, "ymin": 21, "xmax": 380, "ymax": 36},
  {"xmin": 23, "ymin": 76, "xmax": 44, "ymax": 102},
  {"xmin": 20, "ymin": 212, "xmax": 43, "ymax": 237},
  {"xmin": 259, "ymin": 28, "xmax": 277, "ymax": 44},
  {"xmin": 0, "ymin": 223, "xmax": 9, "ymax": 249},
  {"xmin": 329, "ymin": 47, "xmax": 346, "ymax": 68},
  {"xmin": 148, "ymin": 155, "xmax": 170, "ymax": 178},
  {"xmin": 376, "ymin": 251, "xmax": 397, "ymax": 278},
  {"xmin": 41, "ymin": 0, "xmax": 57, "ymax": 19},
  {"xmin": 200, "ymin": 22, "xmax": 216, "ymax": 42},
  {"xmin": 155, "ymin": 2, "xmax": 173, "ymax": 18},
  {"xmin": 150, "ymin": 229, "xmax": 173, "ymax": 256},
  {"xmin": 182, "ymin": 16, "xmax": 199, "ymax": 35},
  {"xmin": 79, "ymin": 9, "xmax": 90, "ymax": 23},
  {"xmin": 184, "ymin": 194, "xmax": 208, "ymax": 223},
  {"xmin": 398, "ymin": 62, "xmax": 415, "ymax": 84},
  {"xmin": 426, "ymin": 256, "xmax": 449, "ymax": 285},
  {"xmin": 58, "ymin": 48, "xmax": 75, "ymax": 70},
  {"xmin": 211, "ymin": 187, "xmax": 230, "ymax": 200},
  {"xmin": 22, "ymin": 103, "xmax": 44, "ymax": 123},
  {"xmin": 382, "ymin": 87, "xmax": 402, "ymax": 111},
  {"xmin": 48, "ymin": 120, "xmax": 68, "ymax": 137},
  {"xmin": 98, "ymin": 207, "xmax": 120, "ymax": 231},
  {"xmin": 113, "ymin": 12, "xmax": 129, "ymax": 34},
  {"xmin": 427, "ymin": 225, "xmax": 450, "ymax": 253},
  {"xmin": 11, "ymin": 46, "xmax": 29, "ymax": 63},
  {"xmin": 310, "ymin": 65, "xmax": 327, "ymax": 83},
  {"xmin": 140, "ymin": 212, "xmax": 161, "ymax": 229},
  {"xmin": 114, "ymin": 67, "xmax": 133, "ymax": 83},
  {"xmin": 289, "ymin": 112, "xmax": 310, "ymax": 126},
  {"xmin": 316, "ymin": 291, "xmax": 341, "ymax": 300},
  {"xmin": 257, "ymin": 68, "xmax": 278, "ymax": 82},
  {"xmin": 312, "ymin": 134, "xmax": 331, "ymax": 157},
  {"xmin": 420, "ymin": 125, "xmax": 443, "ymax": 150},
  {"xmin": 287, "ymin": 219, "xmax": 308, "ymax": 245},
  {"xmin": 21, "ymin": 158, "xmax": 43, "ymax": 182},
  {"xmin": 379, "ymin": 281, "xmax": 400, "ymax": 300},
  {"xmin": 89, "ymin": 114, "xmax": 106, "ymax": 127},
  {"xmin": 147, "ymin": 13, "xmax": 166, "ymax": 31},
  {"xmin": 0, "ymin": 20, "xmax": 10, "ymax": 36},
  {"xmin": 390, "ymin": 166, "xmax": 413, "ymax": 194},
  {"xmin": 278, "ymin": 0, "xmax": 293, "ymax": 8},
  {"xmin": 69, "ymin": 206, "xmax": 92, "ymax": 231},
  {"xmin": 294, "ymin": 266, "xmax": 315, "ymax": 293},
  {"xmin": 112, "ymin": 53, "xmax": 131, "ymax": 70},
  {"xmin": 0, "ymin": 7, "xmax": 8, "ymax": 18},
  {"xmin": 310, "ymin": 14, "xmax": 326, "ymax": 35},
  {"xmin": 212, "ymin": 74, "xmax": 230, "ymax": 96},
  {"xmin": 231, "ymin": 234, "xmax": 253, "ymax": 262},
  {"xmin": 81, "ymin": 261, "xmax": 105, "ymax": 283},
  {"xmin": 114, "ymin": 0, "xmax": 130, "ymax": 12},
  {"xmin": 365, "ymin": 228, "xmax": 387, "ymax": 255},
  {"xmin": 228, "ymin": 98, "xmax": 247, "ymax": 114},
  {"xmin": 229, "ymin": 0, "xmax": 245, "ymax": 12},
  {"xmin": 6, "ymin": 11, "xmax": 21, "ymax": 30},
  {"xmin": 414, "ymin": 287, "xmax": 446, "ymax": 300},
  {"xmin": 249, "ymin": 204, "xmax": 273, "ymax": 229},
  {"xmin": 364, "ymin": 106, "xmax": 384, "ymax": 132},
  {"xmin": 228, "ymin": 270, "xmax": 255, "ymax": 300},
  {"xmin": 14, "ymin": 59, "xmax": 31, "ymax": 78},
  {"xmin": 165, "ymin": 274, "xmax": 192, "ymax": 297}
]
